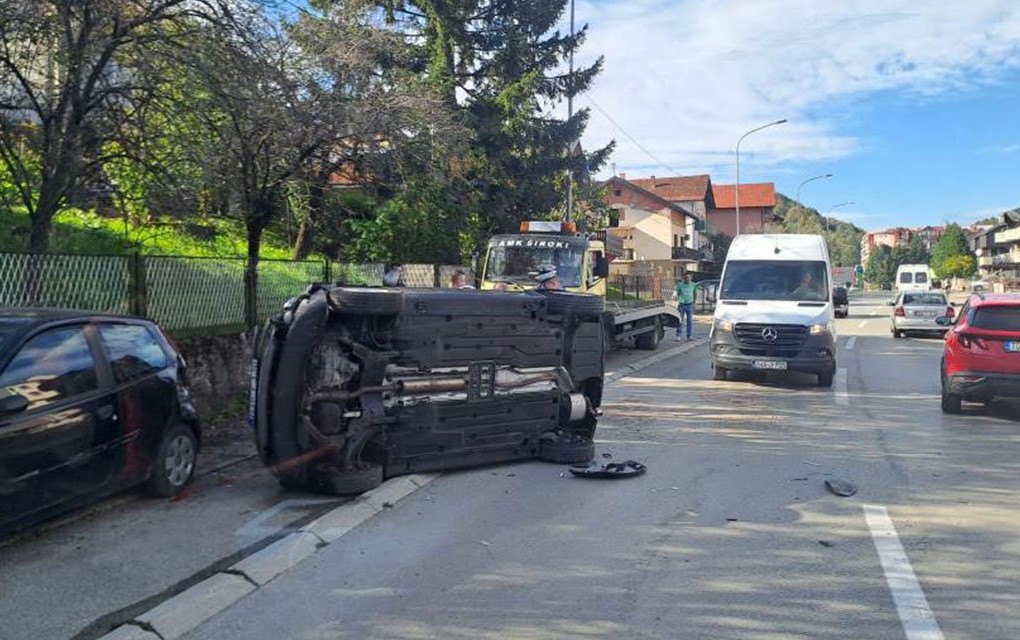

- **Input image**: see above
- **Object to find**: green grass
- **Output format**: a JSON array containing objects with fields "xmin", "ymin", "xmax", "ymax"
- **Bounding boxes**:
[
  {"xmin": 0, "ymin": 206, "xmax": 297, "ymax": 258},
  {"xmin": 0, "ymin": 207, "xmax": 330, "ymax": 329}
]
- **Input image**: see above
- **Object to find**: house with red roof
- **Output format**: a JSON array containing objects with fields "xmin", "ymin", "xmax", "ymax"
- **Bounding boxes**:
[
  {"xmin": 601, "ymin": 175, "xmax": 710, "ymax": 267},
  {"xmin": 708, "ymin": 183, "xmax": 779, "ymax": 236}
]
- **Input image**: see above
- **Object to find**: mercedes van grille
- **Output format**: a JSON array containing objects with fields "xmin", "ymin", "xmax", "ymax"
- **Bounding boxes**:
[{"xmin": 735, "ymin": 323, "xmax": 807, "ymax": 357}]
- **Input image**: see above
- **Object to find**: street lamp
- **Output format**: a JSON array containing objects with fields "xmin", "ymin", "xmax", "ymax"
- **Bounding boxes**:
[
  {"xmin": 795, "ymin": 173, "xmax": 834, "ymax": 233},
  {"xmin": 735, "ymin": 119, "xmax": 787, "ymax": 236},
  {"xmin": 823, "ymin": 201, "xmax": 855, "ymax": 232}
]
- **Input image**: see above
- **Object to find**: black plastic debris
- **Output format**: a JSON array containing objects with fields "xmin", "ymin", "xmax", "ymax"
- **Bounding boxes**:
[
  {"xmin": 569, "ymin": 459, "xmax": 647, "ymax": 479},
  {"xmin": 825, "ymin": 478, "xmax": 857, "ymax": 497}
]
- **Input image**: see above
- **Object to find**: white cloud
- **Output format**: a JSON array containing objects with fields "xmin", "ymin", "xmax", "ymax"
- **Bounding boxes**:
[
  {"xmin": 977, "ymin": 144, "xmax": 1020, "ymax": 154},
  {"xmin": 570, "ymin": 0, "xmax": 1020, "ymax": 179}
]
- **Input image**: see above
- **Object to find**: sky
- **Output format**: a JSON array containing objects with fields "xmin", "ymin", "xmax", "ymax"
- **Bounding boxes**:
[{"xmin": 563, "ymin": 0, "xmax": 1020, "ymax": 231}]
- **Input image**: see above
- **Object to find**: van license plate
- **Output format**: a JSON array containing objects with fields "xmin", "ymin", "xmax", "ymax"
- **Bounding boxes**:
[
  {"xmin": 752, "ymin": 360, "xmax": 788, "ymax": 370},
  {"xmin": 1006, "ymin": 341, "xmax": 1020, "ymax": 353}
]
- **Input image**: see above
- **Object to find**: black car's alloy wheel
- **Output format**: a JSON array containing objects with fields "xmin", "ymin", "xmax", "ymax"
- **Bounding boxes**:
[{"xmin": 149, "ymin": 424, "xmax": 198, "ymax": 497}]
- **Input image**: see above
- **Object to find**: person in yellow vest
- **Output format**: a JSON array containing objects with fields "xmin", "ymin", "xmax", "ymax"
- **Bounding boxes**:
[{"xmin": 675, "ymin": 272, "xmax": 697, "ymax": 340}]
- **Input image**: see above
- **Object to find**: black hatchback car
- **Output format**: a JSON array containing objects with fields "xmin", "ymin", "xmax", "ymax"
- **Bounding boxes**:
[{"xmin": 0, "ymin": 309, "xmax": 200, "ymax": 536}]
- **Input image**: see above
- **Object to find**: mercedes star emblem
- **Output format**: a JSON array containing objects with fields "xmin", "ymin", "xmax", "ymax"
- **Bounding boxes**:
[{"xmin": 761, "ymin": 327, "xmax": 779, "ymax": 342}]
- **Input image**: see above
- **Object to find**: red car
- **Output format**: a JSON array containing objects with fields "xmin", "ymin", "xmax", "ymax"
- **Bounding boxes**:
[{"xmin": 939, "ymin": 293, "xmax": 1020, "ymax": 413}]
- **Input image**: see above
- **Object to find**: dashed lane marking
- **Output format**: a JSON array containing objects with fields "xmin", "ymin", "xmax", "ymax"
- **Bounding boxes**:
[
  {"xmin": 857, "ymin": 319, "xmax": 869, "ymax": 328},
  {"xmin": 863, "ymin": 505, "xmax": 944, "ymax": 640},
  {"xmin": 834, "ymin": 367, "xmax": 849, "ymax": 406},
  {"xmin": 845, "ymin": 336, "xmax": 857, "ymax": 351}
]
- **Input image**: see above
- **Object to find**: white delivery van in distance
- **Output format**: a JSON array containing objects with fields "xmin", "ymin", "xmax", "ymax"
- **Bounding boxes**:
[
  {"xmin": 895, "ymin": 264, "xmax": 931, "ymax": 292},
  {"xmin": 710, "ymin": 234, "xmax": 837, "ymax": 387}
]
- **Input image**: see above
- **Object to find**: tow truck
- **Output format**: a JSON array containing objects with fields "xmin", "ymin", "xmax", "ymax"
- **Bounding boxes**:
[{"xmin": 480, "ymin": 221, "xmax": 679, "ymax": 350}]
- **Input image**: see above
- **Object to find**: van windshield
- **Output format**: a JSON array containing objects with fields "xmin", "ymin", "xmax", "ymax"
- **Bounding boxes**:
[{"xmin": 721, "ymin": 260, "xmax": 829, "ymax": 302}]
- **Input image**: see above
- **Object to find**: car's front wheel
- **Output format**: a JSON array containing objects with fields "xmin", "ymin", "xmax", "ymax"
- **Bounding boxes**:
[{"xmin": 149, "ymin": 424, "xmax": 198, "ymax": 497}]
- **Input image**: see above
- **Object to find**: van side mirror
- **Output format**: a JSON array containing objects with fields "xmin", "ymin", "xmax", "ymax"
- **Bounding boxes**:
[
  {"xmin": 0, "ymin": 391, "xmax": 29, "ymax": 418},
  {"xmin": 594, "ymin": 256, "xmax": 609, "ymax": 279}
]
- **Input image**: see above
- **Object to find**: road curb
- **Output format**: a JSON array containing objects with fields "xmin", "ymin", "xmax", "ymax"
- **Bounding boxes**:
[
  {"xmin": 96, "ymin": 473, "xmax": 438, "ymax": 640},
  {"xmin": 605, "ymin": 337, "xmax": 709, "ymax": 384}
]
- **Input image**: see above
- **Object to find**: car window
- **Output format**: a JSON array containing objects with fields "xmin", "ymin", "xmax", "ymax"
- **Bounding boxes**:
[
  {"xmin": 0, "ymin": 326, "xmax": 98, "ymax": 412},
  {"xmin": 720, "ymin": 260, "xmax": 828, "ymax": 302},
  {"xmin": 899, "ymin": 272, "xmax": 913, "ymax": 284},
  {"xmin": 903, "ymin": 293, "xmax": 946, "ymax": 305},
  {"xmin": 971, "ymin": 306, "xmax": 1020, "ymax": 331},
  {"xmin": 915, "ymin": 272, "xmax": 928, "ymax": 284},
  {"xmin": 98, "ymin": 324, "xmax": 168, "ymax": 383}
]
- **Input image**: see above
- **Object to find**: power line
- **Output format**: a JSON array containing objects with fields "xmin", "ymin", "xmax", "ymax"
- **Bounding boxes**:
[{"xmin": 582, "ymin": 94, "xmax": 687, "ymax": 178}]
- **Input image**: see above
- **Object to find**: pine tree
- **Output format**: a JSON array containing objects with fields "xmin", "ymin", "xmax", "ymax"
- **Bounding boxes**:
[{"xmin": 374, "ymin": 0, "xmax": 614, "ymax": 232}]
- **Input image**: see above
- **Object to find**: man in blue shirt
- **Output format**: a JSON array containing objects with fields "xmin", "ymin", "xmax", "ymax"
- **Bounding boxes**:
[{"xmin": 675, "ymin": 272, "xmax": 697, "ymax": 340}]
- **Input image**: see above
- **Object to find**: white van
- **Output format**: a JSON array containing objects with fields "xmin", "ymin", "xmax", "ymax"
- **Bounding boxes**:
[
  {"xmin": 710, "ymin": 234, "xmax": 837, "ymax": 387},
  {"xmin": 895, "ymin": 264, "xmax": 931, "ymax": 291}
]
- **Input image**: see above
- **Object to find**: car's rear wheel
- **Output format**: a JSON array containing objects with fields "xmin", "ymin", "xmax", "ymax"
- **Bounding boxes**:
[
  {"xmin": 149, "ymin": 424, "xmax": 198, "ymax": 498},
  {"xmin": 893, "ymin": 329, "xmax": 904, "ymax": 339},
  {"xmin": 941, "ymin": 388, "xmax": 962, "ymax": 414},
  {"xmin": 712, "ymin": 363, "xmax": 728, "ymax": 381}
]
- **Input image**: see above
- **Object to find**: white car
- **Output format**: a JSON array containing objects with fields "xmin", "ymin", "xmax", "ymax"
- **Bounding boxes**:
[{"xmin": 890, "ymin": 291, "xmax": 953, "ymax": 338}]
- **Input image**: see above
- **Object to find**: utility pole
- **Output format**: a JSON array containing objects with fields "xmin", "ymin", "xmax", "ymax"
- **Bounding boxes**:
[{"xmin": 566, "ymin": 0, "xmax": 575, "ymax": 222}]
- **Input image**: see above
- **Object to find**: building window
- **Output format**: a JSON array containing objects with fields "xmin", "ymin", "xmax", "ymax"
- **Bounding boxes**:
[{"xmin": 613, "ymin": 189, "xmax": 622, "ymax": 197}]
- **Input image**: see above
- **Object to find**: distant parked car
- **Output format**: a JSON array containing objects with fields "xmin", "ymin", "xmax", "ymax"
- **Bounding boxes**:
[
  {"xmin": 833, "ymin": 286, "xmax": 849, "ymax": 318},
  {"xmin": 0, "ymin": 310, "xmax": 199, "ymax": 536},
  {"xmin": 938, "ymin": 293, "xmax": 1020, "ymax": 413},
  {"xmin": 890, "ymin": 291, "xmax": 953, "ymax": 338}
]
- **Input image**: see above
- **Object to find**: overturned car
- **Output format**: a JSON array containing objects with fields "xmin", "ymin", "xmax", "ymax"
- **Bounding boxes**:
[{"xmin": 250, "ymin": 285, "xmax": 606, "ymax": 495}]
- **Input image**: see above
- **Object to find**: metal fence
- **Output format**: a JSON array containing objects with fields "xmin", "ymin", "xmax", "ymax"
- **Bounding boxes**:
[{"xmin": 0, "ymin": 252, "xmax": 470, "ymax": 333}]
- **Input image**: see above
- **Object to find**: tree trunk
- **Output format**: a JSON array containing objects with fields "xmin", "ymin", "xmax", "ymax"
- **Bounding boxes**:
[
  {"xmin": 244, "ymin": 217, "xmax": 264, "ymax": 330},
  {"xmin": 292, "ymin": 176, "xmax": 325, "ymax": 260}
]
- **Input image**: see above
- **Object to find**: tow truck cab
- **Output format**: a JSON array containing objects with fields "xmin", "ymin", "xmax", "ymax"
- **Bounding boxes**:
[{"xmin": 480, "ymin": 221, "xmax": 610, "ymax": 294}]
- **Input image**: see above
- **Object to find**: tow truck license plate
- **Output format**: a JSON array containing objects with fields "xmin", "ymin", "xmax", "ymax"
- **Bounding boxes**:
[
  {"xmin": 1006, "ymin": 341, "xmax": 1020, "ymax": 353},
  {"xmin": 753, "ymin": 360, "xmax": 788, "ymax": 370}
]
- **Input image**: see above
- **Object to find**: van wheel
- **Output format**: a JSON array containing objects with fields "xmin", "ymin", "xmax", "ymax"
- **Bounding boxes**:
[
  {"xmin": 817, "ymin": 370, "xmax": 834, "ymax": 388},
  {"xmin": 712, "ymin": 364, "xmax": 728, "ymax": 381},
  {"xmin": 149, "ymin": 424, "xmax": 198, "ymax": 498},
  {"xmin": 317, "ymin": 464, "xmax": 384, "ymax": 496},
  {"xmin": 893, "ymin": 330, "xmax": 903, "ymax": 339},
  {"xmin": 538, "ymin": 438, "xmax": 595, "ymax": 464}
]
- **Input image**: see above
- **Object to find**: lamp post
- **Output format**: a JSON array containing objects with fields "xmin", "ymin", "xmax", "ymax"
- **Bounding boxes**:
[
  {"xmin": 735, "ymin": 118, "xmax": 787, "ymax": 236},
  {"xmin": 566, "ymin": 0, "xmax": 576, "ymax": 222},
  {"xmin": 823, "ymin": 201, "xmax": 855, "ymax": 232},
  {"xmin": 795, "ymin": 173, "xmax": 833, "ymax": 233}
]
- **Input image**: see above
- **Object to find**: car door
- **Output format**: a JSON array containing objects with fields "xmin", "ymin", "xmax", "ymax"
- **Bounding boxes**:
[
  {"xmin": 95, "ymin": 322, "xmax": 176, "ymax": 484},
  {"xmin": 0, "ymin": 324, "xmax": 119, "ymax": 529}
]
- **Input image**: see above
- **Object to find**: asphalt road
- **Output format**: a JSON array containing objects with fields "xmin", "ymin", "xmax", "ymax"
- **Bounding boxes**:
[
  {"xmin": 171, "ymin": 292, "xmax": 1017, "ymax": 640},
  {"xmin": 5, "ymin": 294, "xmax": 1020, "ymax": 640}
]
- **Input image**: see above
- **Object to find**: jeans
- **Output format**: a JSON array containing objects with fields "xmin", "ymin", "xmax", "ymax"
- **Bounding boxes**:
[{"xmin": 677, "ymin": 302, "xmax": 694, "ymax": 338}]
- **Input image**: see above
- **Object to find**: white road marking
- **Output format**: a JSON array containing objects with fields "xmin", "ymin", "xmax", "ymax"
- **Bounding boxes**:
[
  {"xmin": 845, "ymin": 336, "xmax": 857, "ymax": 351},
  {"xmin": 863, "ymin": 505, "xmax": 945, "ymax": 640},
  {"xmin": 834, "ymin": 367, "xmax": 849, "ymax": 405},
  {"xmin": 857, "ymin": 319, "xmax": 869, "ymax": 328},
  {"xmin": 235, "ymin": 498, "xmax": 338, "ymax": 546}
]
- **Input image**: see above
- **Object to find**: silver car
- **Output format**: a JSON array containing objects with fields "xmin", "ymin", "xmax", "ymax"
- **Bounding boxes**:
[{"xmin": 890, "ymin": 291, "xmax": 953, "ymax": 338}]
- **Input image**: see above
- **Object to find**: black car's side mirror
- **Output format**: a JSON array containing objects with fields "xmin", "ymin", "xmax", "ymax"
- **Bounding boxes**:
[{"xmin": 0, "ymin": 391, "xmax": 29, "ymax": 418}]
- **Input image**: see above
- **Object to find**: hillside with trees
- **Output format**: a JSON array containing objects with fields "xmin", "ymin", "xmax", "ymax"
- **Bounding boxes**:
[{"xmin": 773, "ymin": 194, "xmax": 865, "ymax": 268}]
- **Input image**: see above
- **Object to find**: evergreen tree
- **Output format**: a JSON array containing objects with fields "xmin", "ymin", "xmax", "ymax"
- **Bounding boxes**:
[
  {"xmin": 905, "ymin": 235, "xmax": 930, "ymax": 264},
  {"xmin": 931, "ymin": 223, "xmax": 974, "ymax": 278},
  {"xmin": 373, "ymin": 0, "xmax": 614, "ymax": 233},
  {"xmin": 866, "ymin": 244, "xmax": 894, "ymax": 286}
]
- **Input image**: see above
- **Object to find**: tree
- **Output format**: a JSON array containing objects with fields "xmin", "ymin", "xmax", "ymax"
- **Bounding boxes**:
[
  {"xmin": 931, "ymin": 223, "xmax": 974, "ymax": 278},
  {"xmin": 941, "ymin": 254, "xmax": 977, "ymax": 279},
  {"xmin": 371, "ymin": 0, "xmax": 614, "ymax": 235},
  {"xmin": 905, "ymin": 234, "xmax": 930, "ymax": 265},
  {"xmin": 866, "ymin": 244, "xmax": 894, "ymax": 286},
  {"xmin": 0, "ymin": 0, "xmax": 216, "ymax": 253}
]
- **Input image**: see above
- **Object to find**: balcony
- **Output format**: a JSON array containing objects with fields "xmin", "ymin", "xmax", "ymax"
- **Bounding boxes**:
[
  {"xmin": 995, "ymin": 227, "xmax": 1020, "ymax": 244},
  {"xmin": 980, "ymin": 251, "xmax": 1020, "ymax": 267},
  {"xmin": 671, "ymin": 246, "xmax": 704, "ymax": 261}
]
